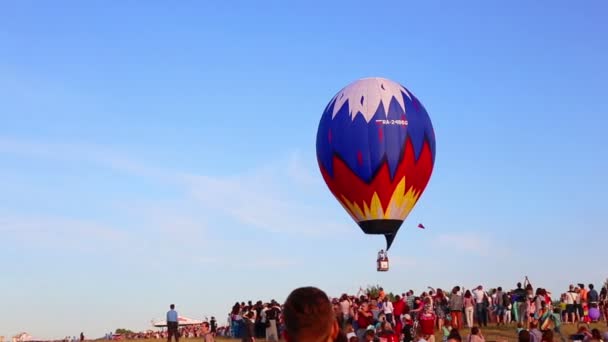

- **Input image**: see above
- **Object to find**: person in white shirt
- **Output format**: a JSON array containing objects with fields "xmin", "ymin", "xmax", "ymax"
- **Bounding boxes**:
[
  {"xmin": 473, "ymin": 286, "xmax": 488, "ymax": 327},
  {"xmin": 565, "ymin": 285, "xmax": 577, "ymax": 323},
  {"xmin": 381, "ymin": 296, "xmax": 394, "ymax": 324}
]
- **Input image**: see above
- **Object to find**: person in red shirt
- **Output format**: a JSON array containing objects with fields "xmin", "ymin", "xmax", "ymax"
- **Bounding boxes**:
[
  {"xmin": 418, "ymin": 305, "xmax": 436, "ymax": 341},
  {"xmin": 357, "ymin": 302, "xmax": 374, "ymax": 340},
  {"xmin": 393, "ymin": 295, "xmax": 406, "ymax": 341}
]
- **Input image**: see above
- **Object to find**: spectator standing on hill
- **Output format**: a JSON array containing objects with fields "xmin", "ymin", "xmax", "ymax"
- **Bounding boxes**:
[
  {"xmin": 473, "ymin": 286, "xmax": 488, "ymax": 327},
  {"xmin": 210, "ymin": 317, "xmax": 217, "ymax": 336},
  {"xmin": 513, "ymin": 282, "xmax": 527, "ymax": 324},
  {"xmin": 381, "ymin": 296, "xmax": 394, "ymax": 324},
  {"xmin": 241, "ymin": 311, "xmax": 255, "ymax": 342},
  {"xmin": 265, "ymin": 300, "xmax": 281, "ymax": 341},
  {"xmin": 494, "ymin": 287, "xmax": 505, "ymax": 325},
  {"xmin": 588, "ymin": 284, "xmax": 599, "ymax": 306},
  {"xmin": 449, "ymin": 286, "xmax": 464, "ymax": 330},
  {"xmin": 463, "ymin": 290, "xmax": 475, "ymax": 328},
  {"xmin": 166, "ymin": 304, "xmax": 179, "ymax": 342}
]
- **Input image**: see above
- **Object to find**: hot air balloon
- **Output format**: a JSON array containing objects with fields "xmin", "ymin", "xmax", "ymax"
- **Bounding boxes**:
[{"xmin": 316, "ymin": 77, "xmax": 436, "ymax": 260}]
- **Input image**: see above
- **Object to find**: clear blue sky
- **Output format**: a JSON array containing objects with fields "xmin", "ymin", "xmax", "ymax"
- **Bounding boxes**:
[{"xmin": 1, "ymin": 0, "xmax": 607, "ymax": 339}]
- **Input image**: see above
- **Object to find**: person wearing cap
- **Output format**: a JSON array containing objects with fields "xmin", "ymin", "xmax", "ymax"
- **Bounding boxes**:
[{"xmin": 282, "ymin": 286, "xmax": 340, "ymax": 342}]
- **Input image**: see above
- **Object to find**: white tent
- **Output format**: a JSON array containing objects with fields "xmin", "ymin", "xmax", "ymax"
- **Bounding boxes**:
[
  {"xmin": 151, "ymin": 316, "xmax": 203, "ymax": 327},
  {"xmin": 11, "ymin": 333, "xmax": 32, "ymax": 342}
]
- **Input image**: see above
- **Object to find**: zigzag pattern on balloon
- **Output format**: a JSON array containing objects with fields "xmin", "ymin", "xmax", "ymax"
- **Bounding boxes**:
[{"xmin": 318, "ymin": 137, "xmax": 433, "ymax": 224}]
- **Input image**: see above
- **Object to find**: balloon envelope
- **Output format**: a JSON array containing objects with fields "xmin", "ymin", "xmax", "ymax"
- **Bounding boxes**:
[{"xmin": 316, "ymin": 77, "xmax": 435, "ymax": 250}]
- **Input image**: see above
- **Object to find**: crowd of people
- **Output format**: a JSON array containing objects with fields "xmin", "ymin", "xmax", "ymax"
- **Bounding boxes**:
[
  {"xmin": 106, "ymin": 279, "xmax": 608, "ymax": 342},
  {"xmin": 227, "ymin": 300, "xmax": 283, "ymax": 341},
  {"xmin": 224, "ymin": 279, "xmax": 608, "ymax": 342}
]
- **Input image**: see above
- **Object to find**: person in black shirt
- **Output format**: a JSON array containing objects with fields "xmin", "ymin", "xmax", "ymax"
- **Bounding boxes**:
[
  {"xmin": 512, "ymin": 282, "xmax": 527, "ymax": 324},
  {"xmin": 588, "ymin": 284, "xmax": 599, "ymax": 305},
  {"xmin": 241, "ymin": 311, "xmax": 255, "ymax": 342},
  {"xmin": 210, "ymin": 317, "xmax": 217, "ymax": 336}
]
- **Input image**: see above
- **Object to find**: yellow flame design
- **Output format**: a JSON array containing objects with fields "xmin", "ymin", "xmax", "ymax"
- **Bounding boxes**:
[{"xmin": 339, "ymin": 177, "xmax": 421, "ymax": 222}]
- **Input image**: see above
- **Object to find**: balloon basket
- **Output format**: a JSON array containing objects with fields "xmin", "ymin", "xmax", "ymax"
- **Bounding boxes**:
[{"xmin": 377, "ymin": 258, "xmax": 389, "ymax": 272}]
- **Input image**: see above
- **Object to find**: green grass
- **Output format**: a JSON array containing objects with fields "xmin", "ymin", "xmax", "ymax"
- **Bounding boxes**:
[{"xmin": 138, "ymin": 322, "xmax": 607, "ymax": 341}]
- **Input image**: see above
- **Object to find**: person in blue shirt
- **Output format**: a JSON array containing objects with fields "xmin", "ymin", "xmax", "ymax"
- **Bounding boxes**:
[{"xmin": 166, "ymin": 304, "xmax": 179, "ymax": 342}]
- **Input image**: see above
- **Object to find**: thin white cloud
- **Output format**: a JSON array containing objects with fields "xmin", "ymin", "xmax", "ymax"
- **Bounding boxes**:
[
  {"xmin": 389, "ymin": 255, "xmax": 418, "ymax": 268},
  {"xmin": 437, "ymin": 233, "xmax": 487, "ymax": 254},
  {"xmin": 286, "ymin": 151, "xmax": 323, "ymax": 188},
  {"xmin": 0, "ymin": 215, "xmax": 130, "ymax": 251},
  {"xmin": 437, "ymin": 232, "xmax": 511, "ymax": 257},
  {"xmin": 196, "ymin": 255, "xmax": 299, "ymax": 269},
  {"xmin": 0, "ymin": 137, "xmax": 349, "ymax": 243},
  {"xmin": 0, "ymin": 137, "xmax": 173, "ymax": 182},
  {"xmin": 181, "ymin": 172, "xmax": 349, "ymax": 236}
]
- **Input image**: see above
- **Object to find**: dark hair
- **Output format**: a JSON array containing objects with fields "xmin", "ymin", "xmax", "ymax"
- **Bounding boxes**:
[
  {"xmin": 464, "ymin": 290, "xmax": 472, "ymax": 298},
  {"xmin": 447, "ymin": 329, "xmax": 462, "ymax": 341},
  {"xmin": 542, "ymin": 329, "xmax": 554, "ymax": 342},
  {"xmin": 589, "ymin": 284, "xmax": 594, "ymax": 290},
  {"xmin": 202, "ymin": 322, "xmax": 210, "ymax": 328},
  {"xmin": 283, "ymin": 287, "xmax": 334, "ymax": 342},
  {"xmin": 518, "ymin": 330, "xmax": 530, "ymax": 342},
  {"xmin": 471, "ymin": 327, "xmax": 480, "ymax": 335},
  {"xmin": 170, "ymin": 304, "xmax": 175, "ymax": 309},
  {"xmin": 334, "ymin": 331, "xmax": 348, "ymax": 342},
  {"xmin": 497, "ymin": 287, "xmax": 502, "ymax": 291}
]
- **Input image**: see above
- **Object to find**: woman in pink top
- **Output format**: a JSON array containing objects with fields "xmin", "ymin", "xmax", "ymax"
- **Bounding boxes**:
[{"xmin": 463, "ymin": 290, "xmax": 475, "ymax": 328}]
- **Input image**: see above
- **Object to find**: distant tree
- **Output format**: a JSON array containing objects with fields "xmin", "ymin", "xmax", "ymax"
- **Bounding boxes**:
[
  {"xmin": 362, "ymin": 285, "xmax": 397, "ymax": 301},
  {"xmin": 365, "ymin": 285, "xmax": 381, "ymax": 299},
  {"xmin": 115, "ymin": 329, "xmax": 134, "ymax": 335}
]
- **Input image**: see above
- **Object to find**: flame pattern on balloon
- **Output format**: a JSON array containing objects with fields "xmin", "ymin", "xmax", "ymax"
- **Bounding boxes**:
[
  {"xmin": 316, "ymin": 77, "xmax": 436, "ymax": 250},
  {"xmin": 339, "ymin": 177, "xmax": 421, "ymax": 222}
]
